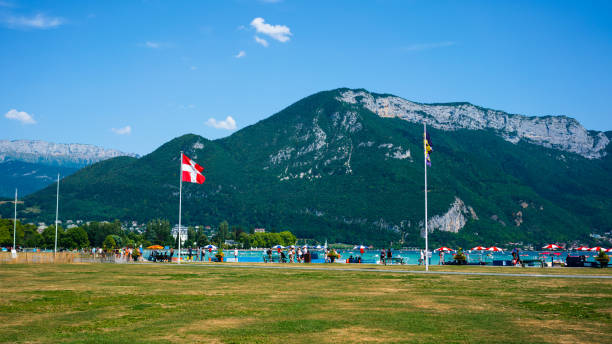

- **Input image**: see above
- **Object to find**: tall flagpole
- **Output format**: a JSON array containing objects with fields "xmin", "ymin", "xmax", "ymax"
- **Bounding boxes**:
[
  {"xmin": 178, "ymin": 151, "xmax": 183, "ymax": 264},
  {"xmin": 13, "ymin": 188, "xmax": 17, "ymax": 250},
  {"xmin": 424, "ymin": 123, "xmax": 429, "ymax": 272},
  {"xmin": 55, "ymin": 173, "xmax": 60, "ymax": 257}
]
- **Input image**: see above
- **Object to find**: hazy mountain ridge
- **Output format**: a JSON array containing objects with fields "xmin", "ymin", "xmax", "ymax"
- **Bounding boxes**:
[
  {"xmin": 0, "ymin": 140, "xmax": 138, "ymax": 168},
  {"xmin": 338, "ymin": 89, "xmax": 609, "ymax": 159}
]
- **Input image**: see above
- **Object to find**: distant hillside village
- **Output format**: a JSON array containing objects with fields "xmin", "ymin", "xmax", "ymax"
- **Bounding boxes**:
[{"xmin": 0, "ymin": 217, "xmax": 301, "ymax": 251}]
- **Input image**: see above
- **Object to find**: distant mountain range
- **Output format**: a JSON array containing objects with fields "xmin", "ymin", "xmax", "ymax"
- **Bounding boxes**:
[
  {"xmin": 0, "ymin": 140, "xmax": 137, "ymax": 197},
  {"xmin": 9, "ymin": 89, "xmax": 612, "ymax": 247}
]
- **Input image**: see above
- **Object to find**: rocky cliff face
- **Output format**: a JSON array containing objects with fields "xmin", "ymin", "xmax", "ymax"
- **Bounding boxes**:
[
  {"xmin": 338, "ymin": 90, "xmax": 609, "ymax": 159},
  {"xmin": 423, "ymin": 197, "xmax": 475, "ymax": 235},
  {"xmin": 0, "ymin": 140, "xmax": 138, "ymax": 167}
]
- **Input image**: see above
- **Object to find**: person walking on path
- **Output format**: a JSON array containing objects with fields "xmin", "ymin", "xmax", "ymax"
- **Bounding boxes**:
[{"xmin": 380, "ymin": 249, "xmax": 386, "ymax": 265}]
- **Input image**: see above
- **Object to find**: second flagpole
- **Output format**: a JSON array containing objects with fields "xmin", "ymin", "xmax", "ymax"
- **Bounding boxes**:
[
  {"xmin": 424, "ymin": 123, "xmax": 429, "ymax": 272},
  {"xmin": 178, "ymin": 151, "xmax": 183, "ymax": 264}
]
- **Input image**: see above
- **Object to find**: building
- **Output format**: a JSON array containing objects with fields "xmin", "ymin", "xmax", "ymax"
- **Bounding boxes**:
[
  {"xmin": 254, "ymin": 228, "xmax": 265, "ymax": 233},
  {"xmin": 172, "ymin": 225, "xmax": 189, "ymax": 244}
]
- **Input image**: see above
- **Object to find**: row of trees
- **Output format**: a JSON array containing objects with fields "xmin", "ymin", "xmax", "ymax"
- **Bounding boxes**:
[{"xmin": 0, "ymin": 218, "xmax": 298, "ymax": 250}]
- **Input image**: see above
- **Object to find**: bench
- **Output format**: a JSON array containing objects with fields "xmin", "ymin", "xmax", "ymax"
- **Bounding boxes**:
[
  {"xmin": 520, "ymin": 259, "xmax": 544, "ymax": 268},
  {"xmin": 382, "ymin": 257, "xmax": 405, "ymax": 265}
]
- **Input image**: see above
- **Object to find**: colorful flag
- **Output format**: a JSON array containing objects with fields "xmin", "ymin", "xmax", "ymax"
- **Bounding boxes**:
[
  {"xmin": 424, "ymin": 131, "xmax": 433, "ymax": 166},
  {"xmin": 181, "ymin": 154, "xmax": 205, "ymax": 184}
]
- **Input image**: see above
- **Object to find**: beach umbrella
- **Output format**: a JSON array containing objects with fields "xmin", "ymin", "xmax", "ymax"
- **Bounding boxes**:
[
  {"xmin": 315, "ymin": 245, "xmax": 322, "ymax": 249},
  {"xmin": 302, "ymin": 245, "xmax": 309, "ymax": 248},
  {"xmin": 353, "ymin": 245, "xmax": 366, "ymax": 250},
  {"xmin": 589, "ymin": 246, "xmax": 605, "ymax": 252},
  {"xmin": 272, "ymin": 245, "xmax": 284, "ymax": 249},
  {"xmin": 204, "ymin": 244, "xmax": 217, "ymax": 249},
  {"xmin": 605, "ymin": 248, "xmax": 612, "ymax": 253},
  {"xmin": 471, "ymin": 246, "xmax": 486, "ymax": 251},
  {"xmin": 542, "ymin": 244, "xmax": 561, "ymax": 250},
  {"xmin": 434, "ymin": 247, "xmax": 452, "ymax": 252},
  {"xmin": 147, "ymin": 245, "xmax": 164, "ymax": 250},
  {"xmin": 289, "ymin": 245, "xmax": 296, "ymax": 249},
  {"xmin": 576, "ymin": 246, "xmax": 590, "ymax": 251},
  {"xmin": 487, "ymin": 246, "xmax": 503, "ymax": 252}
]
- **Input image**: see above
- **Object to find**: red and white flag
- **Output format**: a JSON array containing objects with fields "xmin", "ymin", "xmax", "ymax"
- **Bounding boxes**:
[{"xmin": 181, "ymin": 154, "xmax": 205, "ymax": 184}]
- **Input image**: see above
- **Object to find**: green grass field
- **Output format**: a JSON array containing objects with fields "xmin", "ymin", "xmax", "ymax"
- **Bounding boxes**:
[{"xmin": 1, "ymin": 263, "xmax": 611, "ymax": 343}]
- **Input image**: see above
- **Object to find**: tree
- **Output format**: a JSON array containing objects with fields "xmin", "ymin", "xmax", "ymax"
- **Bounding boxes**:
[
  {"xmin": 102, "ymin": 235, "xmax": 117, "ymax": 250},
  {"xmin": 42, "ymin": 225, "xmax": 63, "ymax": 249},
  {"xmin": 145, "ymin": 219, "xmax": 173, "ymax": 246},
  {"xmin": 217, "ymin": 220, "xmax": 229, "ymax": 248},
  {"xmin": 61, "ymin": 227, "xmax": 89, "ymax": 249}
]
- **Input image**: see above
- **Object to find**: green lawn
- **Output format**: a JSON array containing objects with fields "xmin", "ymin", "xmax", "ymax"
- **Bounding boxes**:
[{"xmin": 0, "ymin": 263, "xmax": 610, "ymax": 343}]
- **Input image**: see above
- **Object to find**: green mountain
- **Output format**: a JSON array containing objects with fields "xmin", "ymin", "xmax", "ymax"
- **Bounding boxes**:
[{"xmin": 7, "ymin": 89, "xmax": 612, "ymax": 247}]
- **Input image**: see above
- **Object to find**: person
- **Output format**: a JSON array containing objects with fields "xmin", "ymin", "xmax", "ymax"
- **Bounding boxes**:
[
  {"xmin": 297, "ymin": 248, "xmax": 303, "ymax": 263},
  {"xmin": 380, "ymin": 249, "xmax": 386, "ymax": 265},
  {"xmin": 360, "ymin": 246, "xmax": 365, "ymax": 255},
  {"xmin": 289, "ymin": 248, "xmax": 294, "ymax": 263},
  {"xmin": 280, "ymin": 250, "xmax": 287, "ymax": 263},
  {"xmin": 439, "ymin": 250, "xmax": 444, "ymax": 265},
  {"xmin": 266, "ymin": 248, "xmax": 272, "ymax": 263},
  {"xmin": 234, "ymin": 248, "xmax": 238, "ymax": 261},
  {"xmin": 208, "ymin": 246, "xmax": 213, "ymax": 262},
  {"xmin": 201, "ymin": 247, "xmax": 205, "ymax": 262},
  {"xmin": 387, "ymin": 248, "xmax": 392, "ymax": 260},
  {"xmin": 169, "ymin": 248, "xmax": 174, "ymax": 262},
  {"xmin": 188, "ymin": 247, "xmax": 193, "ymax": 262},
  {"xmin": 419, "ymin": 250, "xmax": 424, "ymax": 265}
]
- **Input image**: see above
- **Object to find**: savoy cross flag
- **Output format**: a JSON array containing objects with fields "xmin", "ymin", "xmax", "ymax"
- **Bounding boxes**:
[{"xmin": 182, "ymin": 154, "xmax": 205, "ymax": 184}]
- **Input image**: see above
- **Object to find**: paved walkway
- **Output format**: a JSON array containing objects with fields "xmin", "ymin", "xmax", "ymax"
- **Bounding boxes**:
[{"xmin": 180, "ymin": 263, "xmax": 612, "ymax": 279}]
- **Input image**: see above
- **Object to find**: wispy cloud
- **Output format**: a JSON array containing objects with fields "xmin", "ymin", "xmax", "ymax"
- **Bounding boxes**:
[
  {"xmin": 143, "ymin": 41, "xmax": 162, "ymax": 49},
  {"xmin": 235, "ymin": 50, "xmax": 246, "ymax": 58},
  {"xmin": 0, "ymin": 1, "xmax": 15, "ymax": 8},
  {"xmin": 254, "ymin": 36, "xmax": 268, "ymax": 47},
  {"xmin": 250, "ymin": 17, "xmax": 291, "ymax": 43},
  {"xmin": 404, "ymin": 41, "xmax": 456, "ymax": 52},
  {"xmin": 112, "ymin": 125, "xmax": 132, "ymax": 135},
  {"xmin": 4, "ymin": 109, "xmax": 36, "ymax": 124},
  {"xmin": 2, "ymin": 13, "xmax": 63, "ymax": 29},
  {"xmin": 206, "ymin": 116, "xmax": 237, "ymax": 130}
]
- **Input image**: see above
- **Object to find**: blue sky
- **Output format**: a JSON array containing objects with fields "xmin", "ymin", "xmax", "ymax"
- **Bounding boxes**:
[{"xmin": 1, "ymin": 0, "xmax": 611, "ymax": 155}]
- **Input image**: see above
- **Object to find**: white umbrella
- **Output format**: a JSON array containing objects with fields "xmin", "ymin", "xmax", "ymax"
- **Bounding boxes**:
[
  {"xmin": 272, "ymin": 245, "xmax": 284, "ymax": 249},
  {"xmin": 204, "ymin": 244, "xmax": 217, "ymax": 249},
  {"xmin": 487, "ymin": 246, "xmax": 503, "ymax": 252}
]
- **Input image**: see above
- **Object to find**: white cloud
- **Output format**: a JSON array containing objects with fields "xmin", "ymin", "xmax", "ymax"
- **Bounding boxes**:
[
  {"xmin": 254, "ymin": 36, "xmax": 268, "ymax": 47},
  {"xmin": 206, "ymin": 116, "xmax": 237, "ymax": 130},
  {"xmin": 250, "ymin": 17, "xmax": 291, "ymax": 43},
  {"xmin": 112, "ymin": 125, "xmax": 132, "ymax": 135},
  {"xmin": 235, "ymin": 50, "xmax": 246, "ymax": 58},
  {"xmin": 144, "ymin": 41, "xmax": 161, "ymax": 49},
  {"xmin": 404, "ymin": 41, "xmax": 456, "ymax": 52},
  {"xmin": 5, "ymin": 109, "xmax": 36, "ymax": 124},
  {"xmin": 190, "ymin": 65, "xmax": 197, "ymax": 70},
  {"xmin": 3, "ymin": 13, "xmax": 63, "ymax": 29}
]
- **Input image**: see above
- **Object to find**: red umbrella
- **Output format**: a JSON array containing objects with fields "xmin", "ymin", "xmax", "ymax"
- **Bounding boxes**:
[
  {"xmin": 471, "ymin": 246, "xmax": 487, "ymax": 251},
  {"xmin": 576, "ymin": 246, "xmax": 590, "ymax": 251},
  {"xmin": 590, "ymin": 246, "xmax": 605, "ymax": 252},
  {"xmin": 487, "ymin": 246, "xmax": 503, "ymax": 252},
  {"xmin": 605, "ymin": 248, "xmax": 612, "ymax": 253},
  {"xmin": 435, "ymin": 247, "xmax": 453, "ymax": 252},
  {"xmin": 542, "ymin": 244, "xmax": 561, "ymax": 250}
]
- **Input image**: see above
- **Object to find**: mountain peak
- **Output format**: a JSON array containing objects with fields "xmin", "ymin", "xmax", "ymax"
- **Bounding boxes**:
[{"xmin": 336, "ymin": 89, "xmax": 609, "ymax": 159}]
